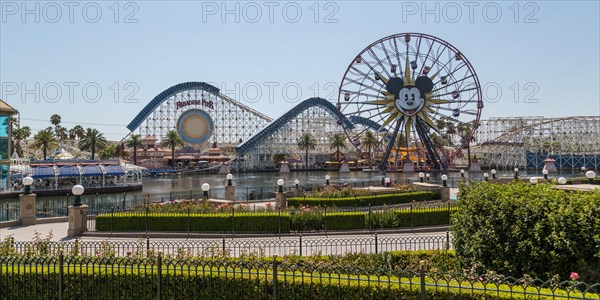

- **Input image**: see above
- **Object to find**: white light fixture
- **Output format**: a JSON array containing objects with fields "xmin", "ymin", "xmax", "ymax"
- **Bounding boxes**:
[
  {"xmin": 201, "ymin": 183, "xmax": 210, "ymax": 200},
  {"xmin": 586, "ymin": 170, "xmax": 596, "ymax": 184},
  {"xmin": 294, "ymin": 179, "xmax": 299, "ymax": 189},
  {"xmin": 23, "ymin": 176, "xmax": 33, "ymax": 194},
  {"xmin": 277, "ymin": 178, "xmax": 284, "ymax": 193},
  {"xmin": 529, "ymin": 177, "xmax": 538, "ymax": 184},
  {"xmin": 325, "ymin": 174, "xmax": 330, "ymax": 185},
  {"xmin": 557, "ymin": 177, "xmax": 567, "ymax": 185},
  {"xmin": 483, "ymin": 173, "xmax": 489, "ymax": 181},
  {"xmin": 441, "ymin": 174, "xmax": 448, "ymax": 187},
  {"xmin": 72, "ymin": 184, "xmax": 84, "ymax": 206},
  {"xmin": 226, "ymin": 173, "xmax": 233, "ymax": 186},
  {"xmin": 542, "ymin": 169, "xmax": 549, "ymax": 179},
  {"xmin": 418, "ymin": 172, "xmax": 425, "ymax": 182},
  {"xmin": 491, "ymin": 169, "xmax": 497, "ymax": 179}
]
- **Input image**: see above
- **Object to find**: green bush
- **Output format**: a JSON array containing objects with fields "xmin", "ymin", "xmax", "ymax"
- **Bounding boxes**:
[
  {"xmin": 452, "ymin": 181, "xmax": 600, "ymax": 282},
  {"xmin": 288, "ymin": 191, "xmax": 438, "ymax": 207},
  {"xmin": 95, "ymin": 204, "xmax": 453, "ymax": 233}
]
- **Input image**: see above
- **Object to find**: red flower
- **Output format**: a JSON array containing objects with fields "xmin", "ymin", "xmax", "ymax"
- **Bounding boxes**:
[{"xmin": 570, "ymin": 272, "xmax": 579, "ymax": 280}]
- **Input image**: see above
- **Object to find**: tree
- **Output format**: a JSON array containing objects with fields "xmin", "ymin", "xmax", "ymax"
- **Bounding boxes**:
[
  {"xmin": 361, "ymin": 130, "xmax": 378, "ymax": 167},
  {"xmin": 329, "ymin": 133, "xmax": 347, "ymax": 162},
  {"xmin": 160, "ymin": 130, "xmax": 184, "ymax": 166},
  {"xmin": 98, "ymin": 144, "xmax": 117, "ymax": 159},
  {"xmin": 50, "ymin": 114, "xmax": 61, "ymax": 127},
  {"xmin": 79, "ymin": 128, "xmax": 108, "ymax": 160},
  {"xmin": 297, "ymin": 133, "xmax": 316, "ymax": 169},
  {"xmin": 71, "ymin": 125, "xmax": 85, "ymax": 140},
  {"xmin": 54, "ymin": 125, "xmax": 68, "ymax": 141},
  {"xmin": 125, "ymin": 134, "xmax": 144, "ymax": 165},
  {"xmin": 31, "ymin": 129, "xmax": 57, "ymax": 160}
]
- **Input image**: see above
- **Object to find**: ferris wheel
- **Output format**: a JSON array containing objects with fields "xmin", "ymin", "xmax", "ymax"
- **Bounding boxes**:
[{"xmin": 338, "ymin": 33, "xmax": 483, "ymax": 171}]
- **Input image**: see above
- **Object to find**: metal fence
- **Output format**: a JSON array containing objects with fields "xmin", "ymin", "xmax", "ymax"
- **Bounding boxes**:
[
  {"xmin": 1, "ymin": 234, "xmax": 451, "ymax": 258},
  {"xmin": 83, "ymin": 201, "xmax": 454, "ymax": 234},
  {"xmin": 0, "ymin": 254, "xmax": 598, "ymax": 300}
]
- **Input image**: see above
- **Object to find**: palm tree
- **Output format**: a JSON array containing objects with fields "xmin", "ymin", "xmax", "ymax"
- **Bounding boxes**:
[
  {"xmin": 361, "ymin": 130, "xmax": 378, "ymax": 167},
  {"xmin": 50, "ymin": 114, "xmax": 61, "ymax": 127},
  {"xmin": 297, "ymin": 133, "xmax": 316, "ymax": 169},
  {"xmin": 125, "ymin": 134, "xmax": 144, "ymax": 165},
  {"xmin": 329, "ymin": 133, "xmax": 347, "ymax": 162},
  {"xmin": 79, "ymin": 128, "xmax": 108, "ymax": 160},
  {"xmin": 71, "ymin": 125, "xmax": 85, "ymax": 140},
  {"xmin": 160, "ymin": 130, "xmax": 184, "ymax": 166},
  {"xmin": 31, "ymin": 129, "xmax": 57, "ymax": 160}
]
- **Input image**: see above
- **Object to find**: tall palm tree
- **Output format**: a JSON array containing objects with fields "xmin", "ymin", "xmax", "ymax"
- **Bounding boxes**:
[
  {"xmin": 71, "ymin": 125, "xmax": 85, "ymax": 140},
  {"xmin": 125, "ymin": 134, "xmax": 144, "ymax": 165},
  {"xmin": 31, "ymin": 129, "xmax": 57, "ymax": 160},
  {"xmin": 79, "ymin": 128, "xmax": 108, "ymax": 160},
  {"xmin": 50, "ymin": 114, "xmax": 61, "ymax": 127},
  {"xmin": 361, "ymin": 130, "xmax": 378, "ymax": 167},
  {"xmin": 160, "ymin": 130, "xmax": 184, "ymax": 166},
  {"xmin": 329, "ymin": 133, "xmax": 347, "ymax": 161},
  {"xmin": 297, "ymin": 133, "xmax": 316, "ymax": 169}
]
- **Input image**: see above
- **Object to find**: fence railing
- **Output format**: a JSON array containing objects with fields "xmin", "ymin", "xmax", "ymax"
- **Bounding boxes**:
[
  {"xmin": 0, "ymin": 254, "xmax": 597, "ymax": 300},
  {"xmin": 1, "ymin": 234, "xmax": 451, "ymax": 258},
  {"xmin": 83, "ymin": 201, "xmax": 455, "ymax": 234}
]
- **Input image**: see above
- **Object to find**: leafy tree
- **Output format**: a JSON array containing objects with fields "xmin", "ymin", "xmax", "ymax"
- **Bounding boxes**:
[
  {"xmin": 160, "ymin": 130, "xmax": 184, "ymax": 166},
  {"xmin": 452, "ymin": 181, "xmax": 600, "ymax": 282},
  {"xmin": 98, "ymin": 144, "xmax": 117, "ymax": 159},
  {"xmin": 297, "ymin": 133, "xmax": 316, "ymax": 169},
  {"xmin": 79, "ymin": 128, "xmax": 108, "ymax": 160},
  {"xmin": 329, "ymin": 133, "xmax": 347, "ymax": 161},
  {"xmin": 361, "ymin": 130, "xmax": 378, "ymax": 167},
  {"xmin": 31, "ymin": 129, "xmax": 57, "ymax": 160},
  {"xmin": 54, "ymin": 125, "xmax": 68, "ymax": 141},
  {"xmin": 125, "ymin": 134, "xmax": 144, "ymax": 165}
]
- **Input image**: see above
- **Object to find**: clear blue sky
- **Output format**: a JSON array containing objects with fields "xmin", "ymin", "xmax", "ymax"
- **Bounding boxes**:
[{"xmin": 1, "ymin": 0, "xmax": 599, "ymax": 140}]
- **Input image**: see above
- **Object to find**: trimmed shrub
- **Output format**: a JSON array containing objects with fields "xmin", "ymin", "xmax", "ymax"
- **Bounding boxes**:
[
  {"xmin": 452, "ymin": 181, "xmax": 600, "ymax": 282},
  {"xmin": 288, "ymin": 191, "xmax": 438, "ymax": 207}
]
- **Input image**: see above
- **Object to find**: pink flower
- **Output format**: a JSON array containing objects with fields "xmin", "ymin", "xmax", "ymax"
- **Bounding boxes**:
[{"xmin": 570, "ymin": 272, "xmax": 579, "ymax": 280}]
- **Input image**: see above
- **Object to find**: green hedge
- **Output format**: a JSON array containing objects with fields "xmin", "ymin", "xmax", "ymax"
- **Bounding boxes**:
[
  {"xmin": 96, "ymin": 212, "xmax": 290, "ymax": 233},
  {"xmin": 287, "ymin": 191, "xmax": 438, "ymax": 207},
  {"xmin": 96, "ymin": 205, "xmax": 453, "ymax": 233}
]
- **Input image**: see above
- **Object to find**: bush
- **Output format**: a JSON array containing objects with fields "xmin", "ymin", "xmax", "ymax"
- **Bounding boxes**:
[
  {"xmin": 288, "ymin": 191, "xmax": 438, "ymax": 207},
  {"xmin": 95, "ymin": 203, "xmax": 453, "ymax": 233},
  {"xmin": 452, "ymin": 181, "xmax": 600, "ymax": 282}
]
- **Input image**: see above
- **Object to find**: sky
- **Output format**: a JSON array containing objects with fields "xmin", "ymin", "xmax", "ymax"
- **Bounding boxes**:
[{"xmin": 1, "ymin": 0, "xmax": 599, "ymax": 140}]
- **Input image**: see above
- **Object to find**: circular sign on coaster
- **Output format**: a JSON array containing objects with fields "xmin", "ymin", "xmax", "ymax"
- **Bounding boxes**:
[{"xmin": 176, "ymin": 109, "xmax": 214, "ymax": 144}]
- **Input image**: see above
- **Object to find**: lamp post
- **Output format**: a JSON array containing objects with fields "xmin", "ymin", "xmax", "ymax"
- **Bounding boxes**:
[
  {"xmin": 557, "ymin": 177, "xmax": 567, "ymax": 185},
  {"xmin": 226, "ymin": 173, "xmax": 233, "ymax": 186},
  {"xmin": 384, "ymin": 177, "xmax": 391, "ymax": 187},
  {"xmin": 277, "ymin": 178, "xmax": 284, "ymax": 193},
  {"xmin": 542, "ymin": 169, "xmax": 549, "ymax": 179},
  {"xmin": 460, "ymin": 169, "xmax": 465, "ymax": 178},
  {"xmin": 441, "ymin": 174, "xmax": 448, "ymax": 187},
  {"xmin": 581, "ymin": 166, "xmax": 586, "ymax": 173},
  {"xmin": 418, "ymin": 172, "xmax": 424, "ymax": 183},
  {"xmin": 425, "ymin": 173, "xmax": 430, "ymax": 182},
  {"xmin": 586, "ymin": 170, "xmax": 596, "ymax": 184},
  {"xmin": 23, "ymin": 176, "xmax": 33, "ymax": 195},
  {"xmin": 325, "ymin": 175, "xmax": 330, "ymax": 186},
  {"xmin": 72, "ymin": 185, "xmax": 84, "ymax": 206},
  {"xmin": 294, "ymin": 179, "xmax": 299, "ymax": 190},
  {"xmin": 514, "ymin": 167, "xmax": 519, "ymax": 179},
  {"xmin": 201, "ymin": 183, "xmax": 210, "ymax": 201},
  {"xmin": 529, "ymin": 177, "xmax": 538, "ymax": 185},
  {"xmin": 483, "ymin": 173, "xmax": 489, "ymax": 181},
  {"xmin": 491, "ymin": 169, "xmax": 497, "ymax": 179}
]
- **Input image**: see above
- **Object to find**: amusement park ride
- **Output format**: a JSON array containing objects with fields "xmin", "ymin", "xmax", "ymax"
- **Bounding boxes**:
[{"xmin": 337, "ymin": 33, "xmax": 483, "ymax": 171}]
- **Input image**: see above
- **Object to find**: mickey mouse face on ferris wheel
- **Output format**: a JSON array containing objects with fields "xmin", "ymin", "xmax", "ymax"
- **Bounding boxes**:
[{"xmin": 386, "ymin": 76, "xmax": 434, "ymax": 117}]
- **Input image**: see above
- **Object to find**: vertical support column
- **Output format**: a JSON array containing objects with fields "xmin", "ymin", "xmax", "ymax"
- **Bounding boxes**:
[
  {"xmin": 19, "ymin": 193, "xmax": 37, "ymax": 226},
  {"xmin": 275, "ymin": 192, "xmax": 286, "ymax": 209},
  {"xmin": 67, "ymin": 205, "xmax": 88, "ymax": 237},
  {"xmin": 225, "ymin": 185, "xmax": 235, "ymax": 201}
]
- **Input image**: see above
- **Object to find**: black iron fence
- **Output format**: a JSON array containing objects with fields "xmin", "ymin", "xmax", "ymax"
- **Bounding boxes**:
[
  {"xmin": 0, "ymin": 254, "xmax": 597, "ymax": 300},
  {"xmin": 1, "ymin": 234, "xmax": 451, "ymax": 258}
]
